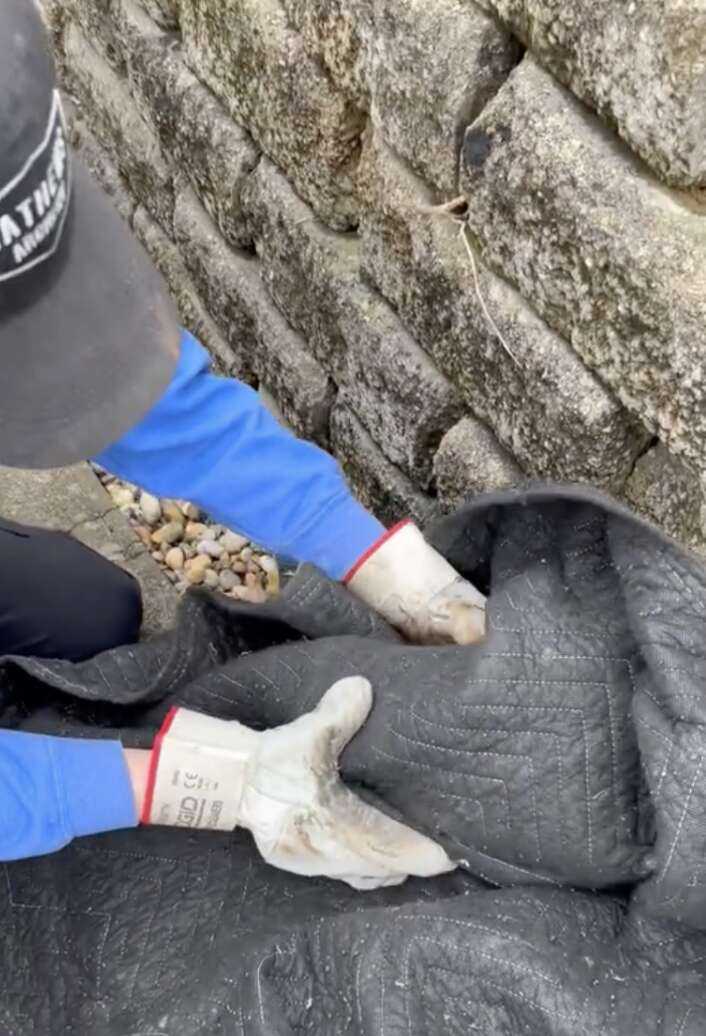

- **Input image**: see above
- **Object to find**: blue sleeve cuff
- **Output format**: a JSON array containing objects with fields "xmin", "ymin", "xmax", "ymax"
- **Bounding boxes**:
[
  {"xmin": 287, "ymin": 493, "xmax": 384, "ymax": 581},
  {"xmin": 96, "ymin": 329, "xmax": 387, "ymax": 580},
  {"xmin": 50, "ymin": 738, "xmax": 138, "ymax": 840}
]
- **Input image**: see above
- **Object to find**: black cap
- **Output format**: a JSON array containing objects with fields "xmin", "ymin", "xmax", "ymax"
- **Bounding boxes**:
[{"xmin": 0, "ymin": 0, "xmax": 179, "ymax": 469}]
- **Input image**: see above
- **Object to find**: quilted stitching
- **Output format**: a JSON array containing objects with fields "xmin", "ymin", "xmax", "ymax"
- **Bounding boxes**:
[{"xmin": 1, "ymin": 486, "xmax": 706, "ymax": 1033}]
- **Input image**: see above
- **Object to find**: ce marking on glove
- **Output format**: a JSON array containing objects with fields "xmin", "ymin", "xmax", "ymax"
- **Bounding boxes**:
[{"xmin": 181, "ymin": 770, "xmax": 219, "ymax": 791}]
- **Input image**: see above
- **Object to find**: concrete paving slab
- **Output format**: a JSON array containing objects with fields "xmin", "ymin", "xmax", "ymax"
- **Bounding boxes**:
[{"xmin": 0, "ymin": 463, "xmax": 179, "ymax": 637}]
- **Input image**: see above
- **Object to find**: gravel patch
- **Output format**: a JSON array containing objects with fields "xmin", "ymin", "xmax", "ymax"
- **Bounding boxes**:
[{"xmin": 93, "ymin": 467, "xmax": 279, "ymax": 604}]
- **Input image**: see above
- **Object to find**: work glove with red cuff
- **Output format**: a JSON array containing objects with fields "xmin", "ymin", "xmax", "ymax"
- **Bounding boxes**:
[
  {"xmin": 344, "ymin": 521, "xmax": 487, "ymax": 645},
  {"xmin": 141, "ymin": 677, "xmax": 454, "ymax": 890}
]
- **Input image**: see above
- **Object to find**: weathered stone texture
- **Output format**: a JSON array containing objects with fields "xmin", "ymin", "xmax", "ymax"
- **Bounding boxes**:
[
  {"xmin": 173, "ymin": 189, "xmax": 335, "ymax": 445},
  {"xmin": 367, "ymin": 0, "xmax": 519, "ymax": 193},
  {"xmin": 338, "ymin": 297, "xmax": 463, "ymax": 486},
  {"xmin": 244, "ymin": 161, "xmax": 463, "ymax": 484},
  {"xmin": 624, "ymin": 444, "xmax": 706, "ymax": 555},
  {"xmin": 461, "ymin": 57, "xmax": 706, "ymax": 470},
  {"xmin": 434, "ymin": 417, "xmax": 523, "ymax": 511},
  {"xmin": 52, "ymin": 0, "xmax": 706, "ymax": 549},
  {"xmin": 330, "ymin": 405, "xmax": 439, "ymax": 529},
  {"xmin": 64, "ymin": 100, "xmax": 136, "ymax": 225},
  {"xmin": 132, "ymin": 207, "xmax": 247, "ymax": 379},
  {"xmin": 178, "ymin": 0, "xmax": 364, "ymax": 230},
  {"xmin": 116, "ymin": 0, "xmax": 259, "ymax": 250},
  {"xmin": 138, "ymin": 0, "xmax": 179, "ymax": 29},
  {"xmin": 475, "ymin": 0, "xmax": 706, "ymax": 187},
  {"xmin": 243, "ymin": 160, "xmax": 361, "ymax": 381},
  {"xmin": 63, "ymin": 24, "xmax": 174, "ymax": 230},
  {"xmin": 280, "ymin": 0, "xmax": 372, "ymax": 106},
  {"xmin": 283, "ymin": 0, "xmax": 519, "ymax": 194},
  {"xmin": 59, "ymin": 0, "xmax": 259, "ymax": 248},
  {"xmin": 359, "ymin": 130, "xmax": 647, "ymax": 491}
]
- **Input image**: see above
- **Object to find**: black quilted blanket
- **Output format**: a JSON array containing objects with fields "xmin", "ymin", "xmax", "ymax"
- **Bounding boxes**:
[{"xmin": 2, "ymin": 484, "xmax": 706, "ymax": 1035}]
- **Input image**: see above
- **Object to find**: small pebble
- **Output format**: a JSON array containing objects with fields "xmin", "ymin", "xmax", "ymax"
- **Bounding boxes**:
[
  {"xmin": 185, "ymin": 554, "xmax": 212, "ymax": 585},
  {"xmin": 108, "ymin": 485, "xmax": 135, "ymax": 509},
  {"xmin": 134, "ymin": 525, "xmax": 153, "ymax": 549},
  {"xmin": 221, "ymin": 531, "xmax": 249, "ymax": 554},
  {"xmin": 185, "ymin": 554, "xmax": 211, "ymax": 573},
  {"xmin": 218, "ymin": 570, "xmax": 240, "ymax": 592},
  {"xmin": 198, "ymin": 539, "xmax": 224, "ymax": 559},
  {"xmin": 165, "ymin": 547, "xmax": 185, "ymax": 571},
  {"xmin": 184, "ymin": 521, "xmax": 209, "ymax": 541},
  {"xmin": 259, "ymin": 557, "xmax": 280, "ymax": 596},
  {"xmin": 162, "ymin": 501, "xmax": 184, "ymax": 525},
  {"xmin": 139, "ymin": 492, "xmax": 162, "ymax": 525},
  {"xmin": 232, "ymin": 585, "xmax": 267, "ymax": 605},
  {"xmin": 106, "ymin": 477, "xmax": 281, "ymax": 603},
  {"xmin": 151, "ymin": 521, "xmax": 184, "ymax": 546},
  {"xmin": 181, "ymin": 502, "xmax": 201, "ymax": 521}
]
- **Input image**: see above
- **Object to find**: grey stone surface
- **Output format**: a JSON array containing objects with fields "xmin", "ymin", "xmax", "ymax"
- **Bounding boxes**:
[
  {"xmin": 280, "ymin": 0, "xmax": 372, "ymax": 106},
  {"xmin": 49, "ymin": 0, "xmax": 125, "ymax": 72},
  {"xmin": 178, "ymin": 0, "xmax": 365, "ymax": 230},
  {"xmin": 460, "ymin": 57, "xmax": 706, "ymax": 470},
  {"xmin": 339, "ymin": 297, "xmax": 463, "ymax": 487},
  {"xmin": 475, "ymin": 0, "xmax": 706, "ymax": 187},
  {"xmin": 367, "ymin": 0, "xmax": 519, "ymax": 193},
  {"xmin": 282, "ymin": 0, "xmax": 518, "ymax": 194},
  {"xmin": 132, "ymin": 206, "xmax": 248, "ymax": 379},
  {"xmin": 243, "ymin": 159, "xmax": 360, "ymax": 381},
  {"xmin": 138, "ymin": 0, "xmax": 179, "ymax": 28},
  {"xmin": 64, "ymin": 99, "xmax": 136, "ymax": 225},
  {"xmin": 244, "ymin": 161, "xmax": 463, "ymax": 484},
  {"xmin": 115, "ymin": 0, "xmax": 259, "ymax": 250},
  {"xmin": 434, "ymin": 416, "xmax": 523, "ymax": 511},
  {"xmin": 623, "ymin": 444, "xmax": 706, "ymax": 555},
  {"xmin": 359, "ymin": 129, "xmax": 647, "ymax": 491},
  {"xmin": 0, "ymin": 465, "xmax": 178, "ymax": 636},
  {"xmin": 63, "ymin": 24, "xmax": 174, "ymax": 231},
  {"xmin": 330, "ymin": 404, "xmax": 439, "ymax": 529},
  {"xmin": 0, "ymin": 465, "xmax": 114, "ymax": 533},
  {"xmin": 50, "ymin": 0, "xmax": 706, "ymax": 551},
  {"xmin": 174, "ymin": 188, "xmax": 335, "ymax": 444}
]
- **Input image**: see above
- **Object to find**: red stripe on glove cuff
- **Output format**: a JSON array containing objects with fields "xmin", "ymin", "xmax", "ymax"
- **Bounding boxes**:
[
  {"xmin": 140, "ymin": 706, "xmax": 179, "ymax": 825},
  {"xmin": 342, "ymin": 519, "xmax": 413, "ymax": 584}
]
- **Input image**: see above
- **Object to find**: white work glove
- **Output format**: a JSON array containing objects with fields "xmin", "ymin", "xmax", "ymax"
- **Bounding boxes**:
[
  {"xmin": 142, "ymin": 677, "xmax": 454, "ymax": 890},
  {"xmin": 345, "ymin": 521, "xmax": 487, "ymax": 645}
]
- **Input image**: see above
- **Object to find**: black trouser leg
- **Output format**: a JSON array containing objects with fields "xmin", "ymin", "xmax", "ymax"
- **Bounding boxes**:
[{"xmin": 0, "ymin": 518, "xmax": 142, "ymax": 661}]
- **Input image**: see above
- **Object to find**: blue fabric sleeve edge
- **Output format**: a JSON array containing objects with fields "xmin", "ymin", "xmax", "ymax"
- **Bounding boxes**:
[{"xmin": 50, "ymin": 738, "xmax": 138, "ymax": 840}]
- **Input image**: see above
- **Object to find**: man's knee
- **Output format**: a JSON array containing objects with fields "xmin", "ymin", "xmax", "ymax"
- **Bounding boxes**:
[
  {"xmin": 76, "ymin": 543, "xmax": 143, "ymax": 657},
  {"xmin": 0, "ymin": 521, "xmax": 143, "ymax": 661}
]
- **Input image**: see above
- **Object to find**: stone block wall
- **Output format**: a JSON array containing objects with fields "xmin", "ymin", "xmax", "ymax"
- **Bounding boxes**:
[{"xmin": 44, "ymin": 0, "xmax": 706, "ymax": 548}]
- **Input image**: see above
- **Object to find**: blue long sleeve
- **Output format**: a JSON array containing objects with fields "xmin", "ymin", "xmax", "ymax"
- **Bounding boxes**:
[
  {"xmin": 0, "ymin": 732, "xmax": 137, "ymax": 861},
  {"xmin": 3, "ymin": 332, "xmax": 386, "ymax": 863},
  {"xmin": 95, "ymin": 330, "xmax": 384, "ymax": 580}
]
